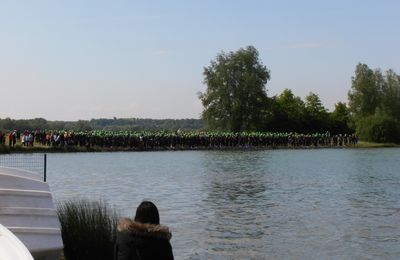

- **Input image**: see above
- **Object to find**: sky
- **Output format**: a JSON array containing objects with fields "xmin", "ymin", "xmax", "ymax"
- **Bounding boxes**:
[{"xmin": 1, "ymin": 0, "xmax": 399, "ymax": 121}]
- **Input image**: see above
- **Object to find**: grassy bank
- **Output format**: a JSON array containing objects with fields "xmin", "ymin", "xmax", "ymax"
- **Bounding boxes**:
[
  {"xmin": 0, "ymin": 144, "xmax": 100, "ymax": 154},
  {"xmin": 354, "ymin": 141, "xmax": 400, "ymax": 148}
]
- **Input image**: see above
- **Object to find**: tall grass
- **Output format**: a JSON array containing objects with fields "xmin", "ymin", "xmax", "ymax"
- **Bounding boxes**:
[{"xmin": 57, "ymin": 200, "xmax": 119, "ymax": 260}]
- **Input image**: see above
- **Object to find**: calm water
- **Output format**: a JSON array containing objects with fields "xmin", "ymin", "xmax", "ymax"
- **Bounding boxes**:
[{"xmin": 45, "ymin": 148, "xmax": 400, "ymax": 259}]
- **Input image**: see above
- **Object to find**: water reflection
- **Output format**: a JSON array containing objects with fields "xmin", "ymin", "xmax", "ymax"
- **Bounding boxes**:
[{"xmin": 195, "ymin": 151, "xmax": 273, "ymax": 258}]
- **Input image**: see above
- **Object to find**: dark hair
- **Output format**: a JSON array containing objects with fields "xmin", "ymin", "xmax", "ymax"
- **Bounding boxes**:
[{"xmin": 134, "ymin": 201, "xmax": 160, "ymax": 225}]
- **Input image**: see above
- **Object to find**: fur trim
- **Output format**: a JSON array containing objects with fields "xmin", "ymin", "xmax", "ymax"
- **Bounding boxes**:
[{"xmin": 117, "ymin": 218, "xmax": 172, "ymax": 240}]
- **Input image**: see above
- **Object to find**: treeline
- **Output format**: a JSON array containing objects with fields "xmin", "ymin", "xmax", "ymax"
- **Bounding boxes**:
[
  {"xmin": 262, "ymin": 62, "xmax": 400, "ymax": 142},
  {"xmin": 0, "ymin": 94, "xmax": 350, "ymax": 135},
  {"xmin": 200, "ymin": 46, "xmax": 399, "ymax": 143},
  {"xmin": 264, "ymin": 90, "xmax": 350, "ymax": 134},
  {"xmin": 0, "ymin": 118, "xmax": 205, "ymax": 132},
  {"xmin": 264, "ymin": 64, "xmax": 400, "ymax": 142}
]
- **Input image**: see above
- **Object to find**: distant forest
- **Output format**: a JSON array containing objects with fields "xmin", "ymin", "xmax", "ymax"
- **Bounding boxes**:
[{"xmin": 0, "ymin": 118, "xmax": 205, "ymax": 132}]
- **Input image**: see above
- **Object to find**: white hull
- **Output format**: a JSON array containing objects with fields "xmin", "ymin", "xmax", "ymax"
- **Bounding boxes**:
[
  {"xmin": 0, "ymin": 167, "xmax": 63, "ymax": 260},
  {"xmin": 0, "ymin": 224, "xmax": 33, "ymax": 260}
]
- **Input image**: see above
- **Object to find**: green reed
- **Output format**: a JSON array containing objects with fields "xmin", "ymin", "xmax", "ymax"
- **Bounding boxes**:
[{"xmin": 57, "ymin": 200, "xmax": 119, "ymax": 260}]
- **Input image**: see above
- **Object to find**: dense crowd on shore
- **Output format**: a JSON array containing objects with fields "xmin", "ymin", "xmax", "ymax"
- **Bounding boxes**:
[{"xmin": 0, "ymin": 129, "xmax": 357, "ymax": 149}]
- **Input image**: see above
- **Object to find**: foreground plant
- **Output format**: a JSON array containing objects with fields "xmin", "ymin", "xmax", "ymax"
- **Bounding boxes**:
[{"xmin": 57, "ymin": 200, "xmax": 119, "ymax": 260}]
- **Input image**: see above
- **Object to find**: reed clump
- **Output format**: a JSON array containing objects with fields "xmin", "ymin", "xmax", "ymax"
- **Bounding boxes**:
[{"xmin": 57, "ymin": 200, "xmax": 119, "ymax": 260}]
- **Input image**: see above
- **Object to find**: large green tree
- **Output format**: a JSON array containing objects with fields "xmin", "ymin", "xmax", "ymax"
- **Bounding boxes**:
[
  {"xmin": 199, "ymin": 46, "xmax": 270, "ymax": 132},
  {"xmin": 348, "ymin": 63, "xmax": 381, "ymax": 119}
]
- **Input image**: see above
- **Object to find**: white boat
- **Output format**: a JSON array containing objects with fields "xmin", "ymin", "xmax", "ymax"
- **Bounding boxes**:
[
  {"xmin": 0, "ymin": 224, "xmax": 34, "ymax": 260},
  {"xmin": 0, "ymin": 166, "xmax": 63, "ymax": 260}
]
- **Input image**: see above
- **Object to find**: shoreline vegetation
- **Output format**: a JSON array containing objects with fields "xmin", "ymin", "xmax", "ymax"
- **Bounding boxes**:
[{"xmin": 1, "ymin": 141, "xmax": 398, "ymax": 154}]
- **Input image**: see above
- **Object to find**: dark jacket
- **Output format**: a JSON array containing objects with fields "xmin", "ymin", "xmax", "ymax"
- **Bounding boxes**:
[{"xmin": 114, "ymin": 218, "xmax": 174, "ymax": 260}]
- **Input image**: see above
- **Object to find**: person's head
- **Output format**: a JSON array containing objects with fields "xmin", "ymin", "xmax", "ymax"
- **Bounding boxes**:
[{"xmin": 134, "ymin": 201, "xmax": 160, "ymax": 225}]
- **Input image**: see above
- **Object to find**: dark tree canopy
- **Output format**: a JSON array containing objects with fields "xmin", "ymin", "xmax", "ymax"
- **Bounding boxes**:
[
  {"xmin": 199, "ymin": 46, "xmax": 270, "ymax": 132},
  {"xmin": 329, "ymin": 102, "xmax": 351, "ymax": 134},
  {"xmin": 304, "ymin": 92, "xmax": 328, "ymax": 133},
  {"xmin": 267, "ymin": 89, "xmax": 307, "ymax": 132}
]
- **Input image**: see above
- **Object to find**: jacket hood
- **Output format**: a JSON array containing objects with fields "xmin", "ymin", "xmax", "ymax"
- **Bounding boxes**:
[{"xmin": 117, "ymin": 218, "xmax": 172, "ymax": 241}]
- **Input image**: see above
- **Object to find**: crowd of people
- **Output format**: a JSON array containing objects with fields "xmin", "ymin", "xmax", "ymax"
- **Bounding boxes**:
[
  {"xmin": 0, "ymin": 129, "xmax": 358, "ymax": 150},
  {"xmin": 0, "ymin": 130, "xmax": 37, "ymax": 147}
]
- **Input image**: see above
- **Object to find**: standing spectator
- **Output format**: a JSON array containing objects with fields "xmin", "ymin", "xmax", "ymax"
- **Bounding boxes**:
[
  {"xmin": 31, "ymin": 131, "xmax": 35, "ymax": 146},
  {"xmin": 8, "ymin": 132, "xmax": 13, "ymax": 147},
  {"xmin": 28, "ymin": 133, "xmax": 33, "ymax": 147},
  {"xmin": 21, "ymin": 132, "xmax": 25, "ymax": 146},
  {"xmin": 12, "ymin": 130, "xmax": 17, "ymax": 147}
]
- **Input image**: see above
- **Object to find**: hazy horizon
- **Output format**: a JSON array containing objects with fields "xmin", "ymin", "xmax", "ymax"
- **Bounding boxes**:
[{"xmin": 1, "ymin": 1, "xmax": 399, "ymax": 121}]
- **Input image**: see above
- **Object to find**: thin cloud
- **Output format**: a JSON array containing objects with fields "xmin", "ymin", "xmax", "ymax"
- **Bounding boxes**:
[{"xmin": 152, "ymin": 49, "xmax": 170, "ymax": 56}]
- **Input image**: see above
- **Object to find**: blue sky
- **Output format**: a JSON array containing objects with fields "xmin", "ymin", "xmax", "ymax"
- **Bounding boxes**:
[{"xmin": 1, "ymin": 0, "xmax": 399, "ymax": 120}]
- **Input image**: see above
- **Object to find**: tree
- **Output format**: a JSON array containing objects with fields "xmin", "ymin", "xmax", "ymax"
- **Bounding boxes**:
[
  {"xmin": 30, "ymin": 118, "xmax": 49, "ymax": 130},
  {"xmin": 270, "ymin": 89, "xmax": 306, "ymax": 132},
  {"xmin": 381, "ymin": 69, "xmax": 400, "ymax": 120},
  {"xmin": 356, "ymin": 114, "xmax": 399, "ymax": 143},
  {"xmin": 329, "ymin": 102, "xmax": 351, "ymax": 134},
  {"xmin": 199, "ymin": 46, "xmax": 270, "ymax": 132},
  {"xmin": 0, "ymin": 118, "xmax": 15, "ymax": 131},
  {"xmin": 304, "ymin": 92, "xmax": 328, "ymax": 132},
  {"xmin": 347, "ymin": 64, "xmax": 400, "ymax": 142},
  {"xmin": 75, "ymin": 120, "xmax": 93, "ymax": 131},
  {"xmin": 348, "ymin": 63, "xmax": 381, "ymax": 119}
]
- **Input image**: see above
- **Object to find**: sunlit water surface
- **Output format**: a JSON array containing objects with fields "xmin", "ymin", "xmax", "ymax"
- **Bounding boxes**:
[{"xmin": 45, "ymin": 148, "xmax": 400, "ymax": 259}]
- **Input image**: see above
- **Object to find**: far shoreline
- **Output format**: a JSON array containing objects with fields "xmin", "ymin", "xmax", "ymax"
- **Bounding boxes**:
[{"xmin": 1, "ymin": 141, "xmax": 399, "ymax": 154}]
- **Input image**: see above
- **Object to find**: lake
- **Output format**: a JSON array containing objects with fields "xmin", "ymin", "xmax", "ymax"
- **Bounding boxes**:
[{"xmin": 46, "ymin": 148, "xmax": 400, "ymax": 259}]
